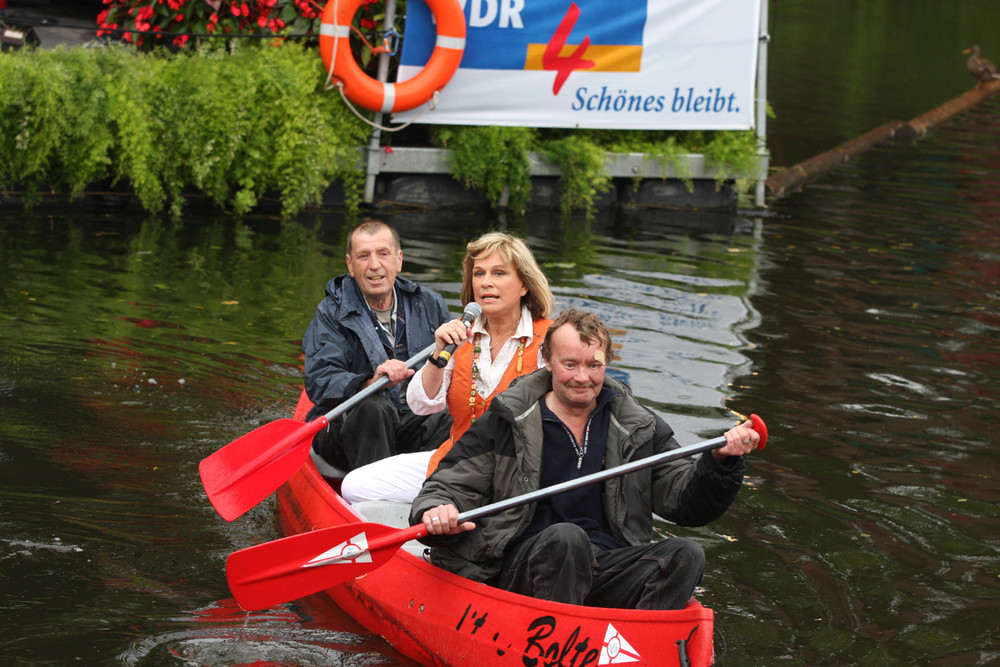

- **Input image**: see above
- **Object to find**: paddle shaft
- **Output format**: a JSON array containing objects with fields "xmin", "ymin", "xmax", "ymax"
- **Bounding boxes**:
[
  {"xmin": 324, "ymin": 299, "xmax": 477, "ymax": 420},
  {"xmin": 240, "ymin": 341, "xmax": 435, "ymax": 474},
  {"xmin": 327, "ymin": 416, "xmax": 765, "ymax": 557},
  {"xmin": 317, "ymin": 341, "xmax": 437, "ymax": 423},
  {"xmin": 313, "ymin": 437, "xmax": 735, "ymax": 564},
  {"xmin": 463, "ymin": 437, "xmax": 714, "ymax": 523},
  {"xmin": 454, "ymin": 413, "xmax": 765, "ymax": 524}
]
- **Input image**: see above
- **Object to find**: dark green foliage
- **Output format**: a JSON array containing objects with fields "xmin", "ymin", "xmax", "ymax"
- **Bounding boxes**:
[
  {"xmin": 0, "ymin": 44, "xmax": 762, "ymax": 217},
  {"xmin": 0, "ymin": 44, "xmax": 368, "ymax": 217},
  {"xmin": 539, "ymin": 135, "xmax": 612, "ymax": 218},
  {"xmin": 433, "ymin": 125, "xmax": 536, "ymax": 215},
  {"xmin": 434, "ymin": 125, "xmax": 763, "ymax": 214}
]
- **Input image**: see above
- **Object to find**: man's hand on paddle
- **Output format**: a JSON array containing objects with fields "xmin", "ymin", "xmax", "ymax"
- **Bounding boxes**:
[
  {"xmin": 422, "ymin": 504, "xmax": 475, "ymax": 536},
  {"xmin": 713, "ymin": 420, "xmax": 761, "ymax": 460},
  {"xmin": 366, "ymin": 359, "xmax": 412, "ymax": 389}
]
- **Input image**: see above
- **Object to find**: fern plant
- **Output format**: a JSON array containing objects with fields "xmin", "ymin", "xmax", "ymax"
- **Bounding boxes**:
[
  {"xmin": 540, "ymin": 135, "xmax": 612, "ymax": 218},
  {"xmin": 0, "ymin": 44, "xmax": 367, "ymax": 217},
  {"xmin": 435, "ymin": 125, "xmax": 536, "ymax": 214},
  {"xmin": 0, "ymin": 44, "xmax": 764, "ymax": 217}
]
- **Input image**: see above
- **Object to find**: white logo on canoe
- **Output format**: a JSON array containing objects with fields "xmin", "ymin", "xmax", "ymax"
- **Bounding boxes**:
[
  {"xmin": 303, "ymin": 531, "xmax": 372, "ymax": 568},
  {"xmin": 599, "ymin": 623, "xmax": 641, "ymax": 664}
]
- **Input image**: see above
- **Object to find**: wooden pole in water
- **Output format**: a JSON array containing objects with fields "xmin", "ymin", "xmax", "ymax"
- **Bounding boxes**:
[
  {"xmin": 897, "ymin": 79, "xmax": 1000, "ymax": 139},
  {"xmin": 764, "ymin": 120, "xmax": 906, "ymax": 200},
  {"xmin": 765, "ymin": 79, "xmax": 1000, "ymax": 201}
]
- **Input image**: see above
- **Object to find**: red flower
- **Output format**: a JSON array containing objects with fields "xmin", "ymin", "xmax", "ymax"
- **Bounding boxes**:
[{"xmin": 99, "ymin": 0, "xmax": 327, "ymax": 45}]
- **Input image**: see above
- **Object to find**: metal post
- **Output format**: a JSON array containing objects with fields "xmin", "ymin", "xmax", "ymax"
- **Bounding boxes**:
[
  {"xmin": 363, "ymin": 0, "xmax": 398, "ymax": 204},
  {"xmin": 754, "ymin": 0, "xmax": 770, "ymax": 208}
]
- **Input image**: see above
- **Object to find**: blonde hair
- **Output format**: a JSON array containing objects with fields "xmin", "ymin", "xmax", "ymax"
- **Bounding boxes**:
[{"xmin": 460, "ymin": 232, "xmax": 553, "ymax": 320}]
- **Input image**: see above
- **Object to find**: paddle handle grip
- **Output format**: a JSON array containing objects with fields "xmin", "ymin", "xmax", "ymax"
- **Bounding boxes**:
[{"xmin": 750, "ymin": 413, "xmax": 767, "ymax": 449}]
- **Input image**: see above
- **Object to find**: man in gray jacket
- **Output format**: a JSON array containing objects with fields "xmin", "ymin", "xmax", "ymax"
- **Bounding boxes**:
[
  {"xmin": 303, "ymin": 219, "xmax": 452, "ymax": 472},
  {"xmin": 411, "ymin": 309, "xmax": 761, "ymax": 610}
]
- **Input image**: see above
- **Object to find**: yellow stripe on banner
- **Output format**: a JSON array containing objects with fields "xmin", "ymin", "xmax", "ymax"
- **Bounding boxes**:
[{"xmin": 523, "ymin": 44, "xmax": 643, "ymax": 73}]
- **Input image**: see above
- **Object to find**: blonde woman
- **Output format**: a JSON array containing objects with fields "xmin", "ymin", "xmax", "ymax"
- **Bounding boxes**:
[{"xmin": 341, "ymin": 232, "xmax": 554, "ymax": 504}]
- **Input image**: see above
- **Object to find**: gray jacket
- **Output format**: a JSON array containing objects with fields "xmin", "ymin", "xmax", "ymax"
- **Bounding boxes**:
[
  {"xmin": 302, "ymin": 274, "xmax": 450, "ymax": 421},
  {"xmin": 410, "ymin": 369, "xmax": 746, "ymax": 582}
]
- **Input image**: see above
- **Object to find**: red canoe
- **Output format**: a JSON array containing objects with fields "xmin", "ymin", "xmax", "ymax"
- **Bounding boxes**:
[{"xmin": 275, "ymin": 392, "xmax": 715, "ymax": 666}]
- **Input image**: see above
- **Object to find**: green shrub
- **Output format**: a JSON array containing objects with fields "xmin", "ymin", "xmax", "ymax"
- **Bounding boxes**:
[
  {"xmin": 0, "ymin": 43, "xmax": 367, "ymax": 217},
  {"xmin": 0, "ymin": 44, "xmax": 763, "ymax": 217},
  {"xmin": 540, "ymin": 135, "xmax": 613, "ymax": 218},
  {"xmin": 0, "ymin": 48, "xmax": 116, "ymax": 207},
  {"xmin": 432, "ymin": 125, "xmax": 762, "ymax": 215},
  {"xmin": 434, "ymin": 125, "xmax": 536, "ymax": 214}
]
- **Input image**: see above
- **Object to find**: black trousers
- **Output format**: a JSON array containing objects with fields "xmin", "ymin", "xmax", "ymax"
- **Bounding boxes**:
[
  {"xmin": 312, "ymin": 393, "xmax": 452, "ymax": 471},
  {"xmin": 494, "ymin": 522, "xmax": 706, "ymax": 610}
]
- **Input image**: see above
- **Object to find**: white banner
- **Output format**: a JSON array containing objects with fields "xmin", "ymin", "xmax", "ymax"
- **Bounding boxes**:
[{"xmin": 393, "ymin": 0, "xmax": 762, "ymax": 130}]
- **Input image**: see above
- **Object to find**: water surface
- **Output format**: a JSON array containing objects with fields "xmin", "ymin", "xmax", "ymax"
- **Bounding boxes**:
[{"xmin": 3, "ymin": 1, "xmax": 1000, "ymax": 665}]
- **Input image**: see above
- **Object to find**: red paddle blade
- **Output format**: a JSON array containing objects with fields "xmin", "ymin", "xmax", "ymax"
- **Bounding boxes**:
[
  {"xmin": 199, "ymin": 418, "xmax": 325, "ymax": 521},
  {"xmin": 226, "ymin": 521, "xmax": 425, "ymax": 610}
]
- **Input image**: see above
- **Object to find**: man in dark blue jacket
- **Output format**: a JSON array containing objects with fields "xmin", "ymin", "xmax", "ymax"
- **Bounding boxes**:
[{"xmin": 303, "ymin": 220, "xmax": 452, "ymax": 472}]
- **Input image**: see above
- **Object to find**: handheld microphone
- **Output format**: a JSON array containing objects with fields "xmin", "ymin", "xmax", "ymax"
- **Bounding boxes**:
[{"xmin": 431, "ymin": 302, "xmax": 482, "ymax": 368}]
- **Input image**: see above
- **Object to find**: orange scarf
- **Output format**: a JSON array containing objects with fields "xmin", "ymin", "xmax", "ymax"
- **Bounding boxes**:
[{"xmin": 426, "ymin": 317, "xmax": 551, "ymax": 476}]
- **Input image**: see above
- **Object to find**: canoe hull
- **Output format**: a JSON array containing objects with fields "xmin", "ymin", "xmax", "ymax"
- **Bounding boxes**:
[{"xmin": 276, "ymin": 394, "xmax": 714, "ymax": 666}]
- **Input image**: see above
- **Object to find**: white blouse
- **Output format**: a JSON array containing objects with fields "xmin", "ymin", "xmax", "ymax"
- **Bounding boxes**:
[{"xmin": 406, "ymin": 305, "xmax": 544, "ymax": 415}]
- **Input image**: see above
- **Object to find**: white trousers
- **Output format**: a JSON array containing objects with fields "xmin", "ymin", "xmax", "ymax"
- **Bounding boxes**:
[{"xmin": 340, "ymin": 450, "xmax": 434, "ymax": 504}]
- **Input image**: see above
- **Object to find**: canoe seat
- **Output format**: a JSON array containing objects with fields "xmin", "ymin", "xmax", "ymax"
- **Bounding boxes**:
[{"xmin": 353, "ymin": 500, "xmax": 428, "ymax": 557}]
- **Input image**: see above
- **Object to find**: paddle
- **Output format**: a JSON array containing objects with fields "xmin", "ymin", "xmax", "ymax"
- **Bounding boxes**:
[
  {"xmin": 226, "ymin": 414, "xmax": 767, "ymax": 610},
  {"xmin": 200, "ymin": 341, "xmax": 438, "ymax": 522}
]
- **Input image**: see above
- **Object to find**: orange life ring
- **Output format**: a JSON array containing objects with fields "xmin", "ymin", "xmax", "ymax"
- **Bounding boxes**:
[{"xmin": 319, "ymin": 0, "xmax": 466, "ymax": 114}]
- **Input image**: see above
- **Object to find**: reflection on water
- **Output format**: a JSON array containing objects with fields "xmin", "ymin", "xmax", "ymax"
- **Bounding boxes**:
[
  {"xmin": 3, "ymin": 51, "xmax": 1000, "ymax": 667},
  {"xmin": 715, "ymin": 94, "xmax": 1000, "ymax": 665},
  {"xmin": 5, "ymin": 111, "xmax": 999, "ymax": 663},
  {"xmin": 120, "ymin": 599, "xmax": 403, "ymax": 666},
  {"xmin": 0, "ymin": 202, "xmax": 761, "ymax": 664}
]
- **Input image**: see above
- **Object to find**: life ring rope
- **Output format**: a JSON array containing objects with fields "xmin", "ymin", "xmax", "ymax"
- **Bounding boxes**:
[
  {"xmin": 320, "ymin": 0, "xmax": 437, "ymax": 133},
  {"xmin": 334, "ymin": 83, "xmax": 440, "ymax": 133}
]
